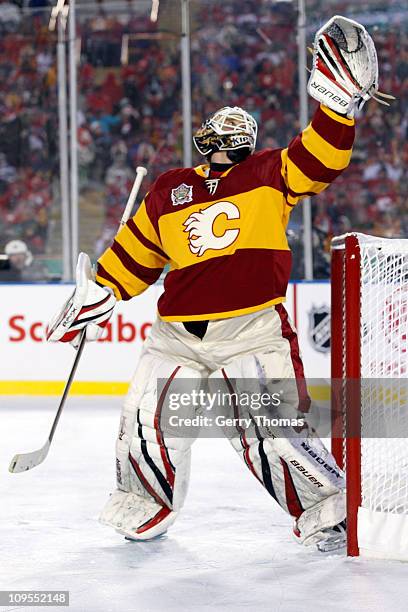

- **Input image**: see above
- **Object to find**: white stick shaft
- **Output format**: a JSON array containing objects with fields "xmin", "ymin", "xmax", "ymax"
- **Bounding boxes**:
[
  {"xmin": 9, "ymin": 168, "xmax": 148, "ymax": 474},
  {"xmin": 118, "ymin": 166, "xmax": 148, "ymax": 232}
]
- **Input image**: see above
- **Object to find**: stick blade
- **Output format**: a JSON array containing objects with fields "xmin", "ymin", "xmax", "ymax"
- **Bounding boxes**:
[{"xmin": 9, "ymin": 442, "xmax": 50, "ymax": 473}]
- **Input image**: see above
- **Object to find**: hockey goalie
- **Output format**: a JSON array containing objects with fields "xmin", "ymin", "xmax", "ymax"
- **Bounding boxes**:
[{"xmin": 48, "ymin": 16, "xmax": 388, "ymax": 552}]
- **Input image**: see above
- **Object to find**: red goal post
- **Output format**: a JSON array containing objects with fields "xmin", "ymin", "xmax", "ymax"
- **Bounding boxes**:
[{"xmin": 331, "ymin": 232, "xmax": 408, "ymax": 560}]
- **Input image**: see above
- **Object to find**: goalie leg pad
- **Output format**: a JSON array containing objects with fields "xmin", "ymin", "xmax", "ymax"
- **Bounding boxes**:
[
  {"xmin": 294, "ymin": 490, "xmax": 346, "ymax": 547},
  {"xmin": 210, "ymin": 352, "xmax": 345, "ymax": 520},
  {"xmin": 99, "ymin": 490, "xmax": 178, "ymax": 540},
  {"xmin": 100, "ymin": 352, "xmax": 201, "ymax": 538}
]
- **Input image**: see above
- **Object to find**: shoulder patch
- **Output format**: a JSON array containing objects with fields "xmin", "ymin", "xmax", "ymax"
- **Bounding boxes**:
[{"xmin": 171, "ymin": 183, "xmax": 193, "ymax": 206}]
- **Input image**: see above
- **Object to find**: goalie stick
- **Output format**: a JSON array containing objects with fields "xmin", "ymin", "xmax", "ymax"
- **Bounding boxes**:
[{"xmin": 9, "ymin": 165, "xmax": 148, "ymax": 474}]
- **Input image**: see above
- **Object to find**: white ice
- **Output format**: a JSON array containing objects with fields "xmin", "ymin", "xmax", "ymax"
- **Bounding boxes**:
[{"xmin": 1, "ymin": 397, "xmax": 408, "ymax": 612}]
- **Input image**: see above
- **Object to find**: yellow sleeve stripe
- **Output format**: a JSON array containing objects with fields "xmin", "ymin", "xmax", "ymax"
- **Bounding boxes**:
[
  {"xmin": 116, "ymin": 224, "xmax": 167, "ymax": 269},
  {"xmin": 134, "ymin": 201, "xmax": 163, "ymax": 250},
  {"xmin": 95, "ymin": 273, "xmax": 123, "ymax": 301},
  {"xmin": 286, "ymin": 156, "xmax": 329, "ymax": 194},
  {"xmin": 97, "ymin": 249, "xmax": 149, "ymax": 298},
  {"xmin": 281, "ymin": 149, "xmax": 329, "ymax": 195},
  {"xmin": 301, "ymin": 125, "xmax": 352, "ymax": 171},
  {"xmin": 320, "ymin": 104, "xmax": 355, "ymax": 126}
]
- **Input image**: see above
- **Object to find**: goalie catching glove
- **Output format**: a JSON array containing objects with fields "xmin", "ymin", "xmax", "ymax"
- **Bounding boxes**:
[
  {"xmin": 46, "ymin": 252, "xmax": 116, "ymax": 348},
  {"xmin": 308, "ymin": 15, "xmax": 394, "ymax": 117}
]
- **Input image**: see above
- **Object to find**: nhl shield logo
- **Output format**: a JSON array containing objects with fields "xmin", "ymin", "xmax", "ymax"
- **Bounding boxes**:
[
  {"xmin": 309, "ymin": 305, "xmax": 331, "ymax": 353},
  {"xmin": 171, "ymin": 183, "xmax": 193, "ymax": 206}
]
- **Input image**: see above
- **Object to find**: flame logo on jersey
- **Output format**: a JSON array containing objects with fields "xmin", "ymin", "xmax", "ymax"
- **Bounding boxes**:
[{"xmin": 183, "ymin": 201, "xmax": 240, "ymax": 257}]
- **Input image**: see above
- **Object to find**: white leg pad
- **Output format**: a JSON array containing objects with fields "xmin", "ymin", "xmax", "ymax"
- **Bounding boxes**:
[
  {"xmin": 99, "ymin": 489, "xmax": 178, "ymax": 540},
  {"xmin": 116, "ymin": 353, "xmax": 201, "ymax": 508},
  {"xmin": 210, "ymin": 354, "xmax": 345, "ymax": 516},
  {"xmin": 295, "ymin": 490, "xmax": 346, "ymax": 546},
  {"xmin": 102, "ymin": 351, "xmax": 202, "ymax": 539}
]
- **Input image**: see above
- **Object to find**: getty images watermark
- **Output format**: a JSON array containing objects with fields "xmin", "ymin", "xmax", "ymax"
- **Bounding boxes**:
[
  {"xmin": 166, "ymin": 388, "xmax": 305, "ymax": 429},
  {"xmin": 157, "ymin": 377, "xmax": 408, "ymax": 439}
]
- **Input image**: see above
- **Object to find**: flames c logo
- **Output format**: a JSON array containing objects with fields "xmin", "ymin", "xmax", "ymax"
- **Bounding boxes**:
[{"xmin": 183, "ymin": 201, "xmax": 240, "ymax": 257}]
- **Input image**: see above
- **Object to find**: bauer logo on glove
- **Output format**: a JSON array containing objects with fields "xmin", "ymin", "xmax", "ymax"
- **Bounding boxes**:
[
  {"xmin": 46, "ymin": 252, "xmax": 116, "ymax": 348},
  {"xmin": 308, "ymin": 15, "xmax": 394, "ymax": 117}
]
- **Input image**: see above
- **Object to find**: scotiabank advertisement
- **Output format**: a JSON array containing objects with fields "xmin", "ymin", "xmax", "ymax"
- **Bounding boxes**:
[
  {"xmin": 0, "ymin": 282, "xmax": 330, "ymax": 391},
  {"xmin": 0, "ymin": 284, "xmax": 161, "ymax": 388}
]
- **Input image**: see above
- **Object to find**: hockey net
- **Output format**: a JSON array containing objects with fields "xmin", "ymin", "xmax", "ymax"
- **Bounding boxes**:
[{"xmin": 331, "ymin": 233, "xmax": 408, "ymax": 559}]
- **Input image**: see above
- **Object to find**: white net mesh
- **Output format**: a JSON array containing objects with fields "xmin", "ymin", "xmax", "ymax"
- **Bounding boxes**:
[{"xmin": 359, "ymin": 234, "xmax": 408, "ymax": 515}]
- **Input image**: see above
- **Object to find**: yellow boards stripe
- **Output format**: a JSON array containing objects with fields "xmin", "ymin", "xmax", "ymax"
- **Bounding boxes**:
[
  {"xmin": 159, "ymin": 185, "xmax": 290, "ymax": 270},
  {"xmin": 0, "ymin": 381, "xmax": 130, "ymax": 395},
  {"xmin": 0, "ymin": 381, "xmax": 328, "ymax": 399},
  {"xmin": 301, "ymin": 125, "xmax": 352, "ymax": 171}
]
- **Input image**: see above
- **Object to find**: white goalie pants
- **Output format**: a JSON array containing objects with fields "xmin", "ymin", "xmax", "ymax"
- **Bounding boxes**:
[{"xmin": 100, "ymin": 304, "xmax": 345, "ymax": 542}]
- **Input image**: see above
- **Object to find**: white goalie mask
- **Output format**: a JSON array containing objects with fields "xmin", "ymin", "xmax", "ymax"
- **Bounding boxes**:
[{"xmin": 193, "ymin": 106, "xmax": 258, "ymax": 158}]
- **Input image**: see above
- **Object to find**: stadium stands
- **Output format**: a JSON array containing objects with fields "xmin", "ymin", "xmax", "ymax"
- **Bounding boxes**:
[{"xmin": 0, "ymin": 0, "xmax": 407, "ymax": 278}]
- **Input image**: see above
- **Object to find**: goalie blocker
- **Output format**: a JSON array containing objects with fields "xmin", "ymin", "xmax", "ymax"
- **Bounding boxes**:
[{"xmin": 47, "ymin": 253, "xmax": 116, "ymax": 348}]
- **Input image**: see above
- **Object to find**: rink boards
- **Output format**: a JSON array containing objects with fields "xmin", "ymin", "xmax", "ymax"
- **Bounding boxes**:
[{"xmin": 0, "ymin": 282, "xmax": 330, "ymax": 394}]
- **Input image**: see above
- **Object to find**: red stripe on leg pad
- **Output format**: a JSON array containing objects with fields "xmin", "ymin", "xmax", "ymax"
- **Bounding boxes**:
[
  {"xmin": 137, "ymin": 506, "xmax": 172, "ymax": 534},
  {"xmin": 129, "ymin": 452, "xmax": 168, "ymax": 509},
  {"xmin": 280, "ymin": 458, "xmax": 304, "ymax": 519},
  {"xmin": 275, "ymin": 304, "xmax": 311, "ymax": 413},
  {"xmin": 154, "ymin": 366, "xmax": 181, "ymax": 487},
  {"xmin": 221, "ymin": 369, "xmax": 262, "ymax": 484}
]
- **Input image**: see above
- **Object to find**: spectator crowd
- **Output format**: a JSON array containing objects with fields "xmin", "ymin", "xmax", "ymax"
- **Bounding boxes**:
[{"xmin": 0, "ymin": 0, "xmax": 408, "ymax": 279}]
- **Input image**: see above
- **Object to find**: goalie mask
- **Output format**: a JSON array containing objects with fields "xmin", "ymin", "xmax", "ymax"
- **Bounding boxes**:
[{"xmin": 193, "ymin": 106, "xmax": 258, "ymax": 162}]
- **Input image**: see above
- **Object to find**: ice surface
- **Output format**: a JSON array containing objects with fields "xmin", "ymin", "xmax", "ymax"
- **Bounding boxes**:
[{"xmin": 1, "ymin": 397, "xmax": 408, "ymax": 612}]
